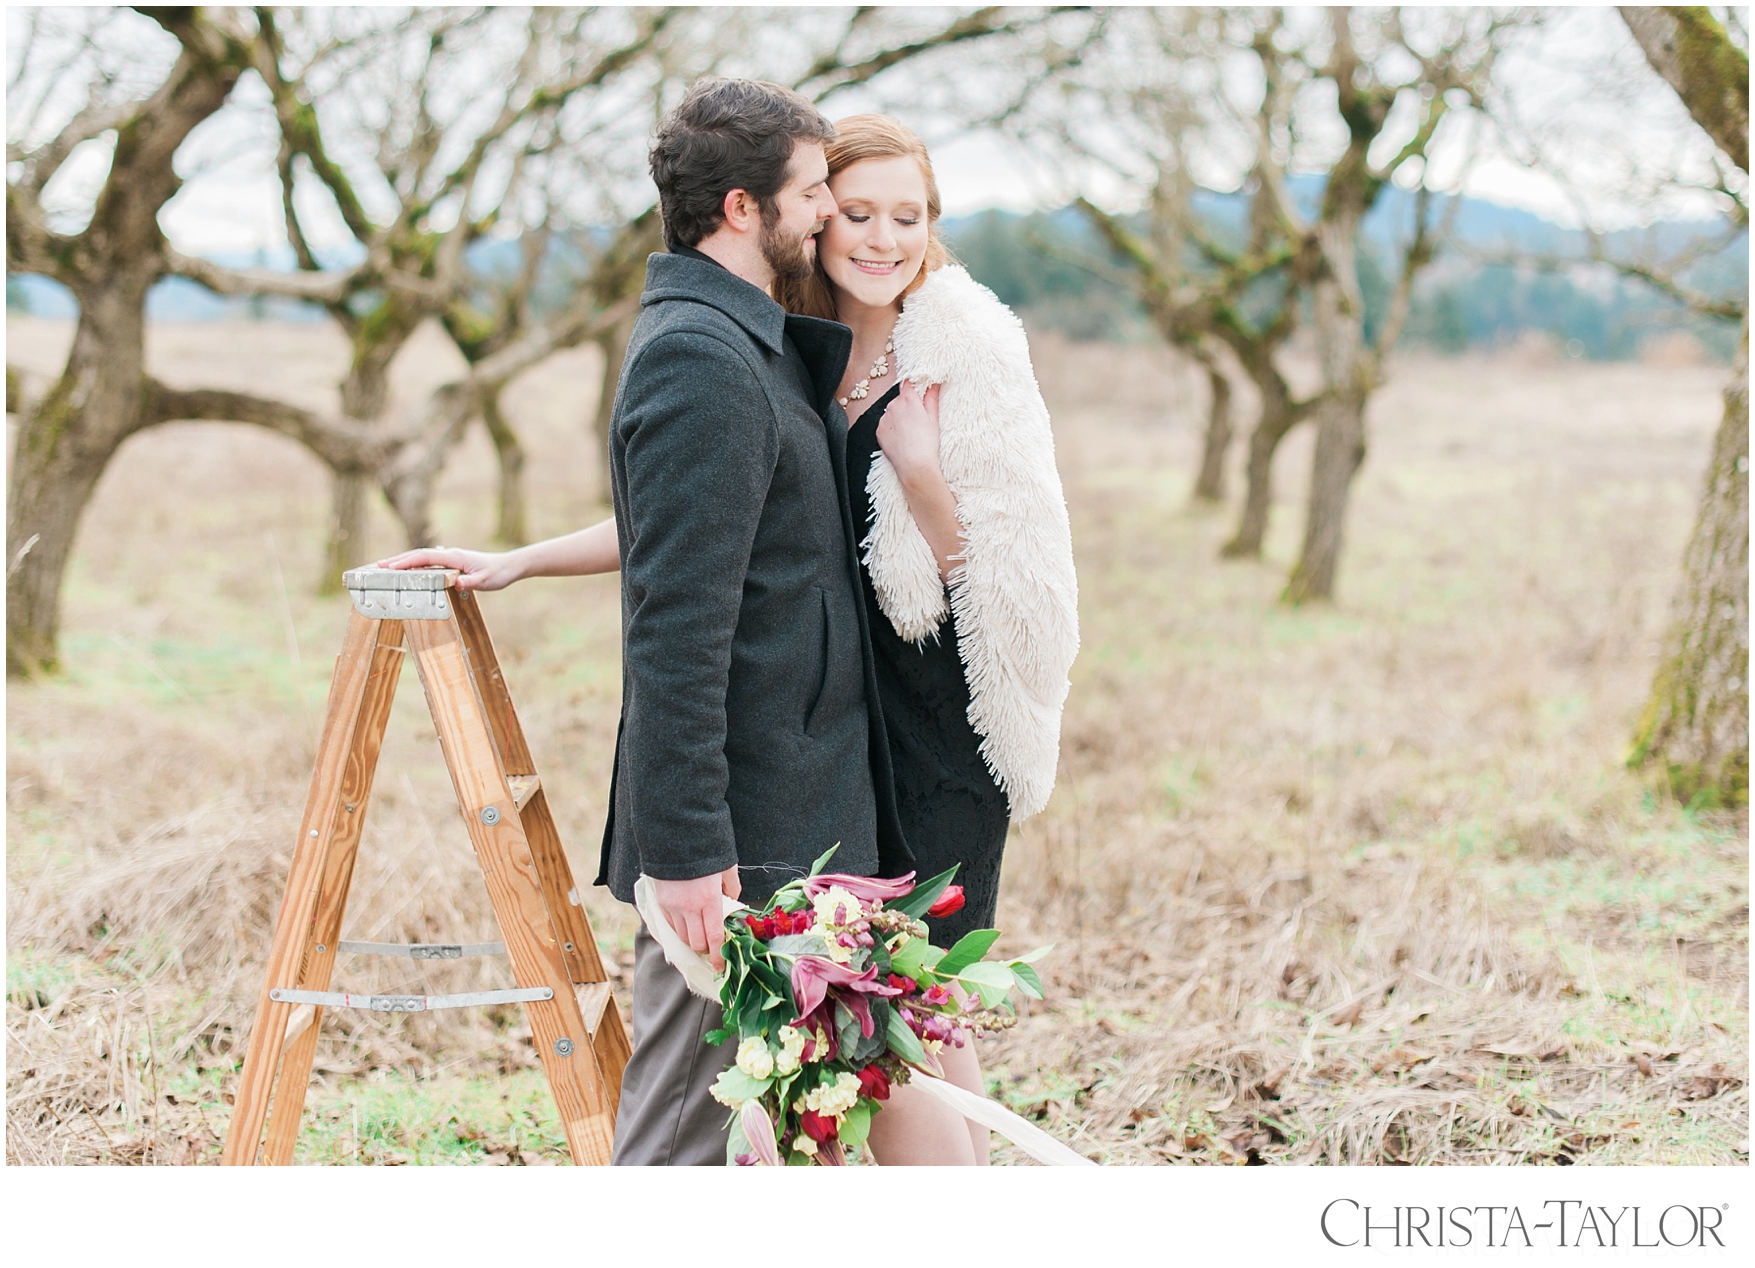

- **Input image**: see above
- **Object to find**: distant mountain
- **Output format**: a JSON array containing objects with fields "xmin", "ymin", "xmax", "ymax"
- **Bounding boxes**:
[
  {"xmin": 9, "ymin": 189, "xmax": 1743, "ymax": 362},
  {"xmin": 938, "ymin": 185, "xmax": 1744, "ymax": 360}
]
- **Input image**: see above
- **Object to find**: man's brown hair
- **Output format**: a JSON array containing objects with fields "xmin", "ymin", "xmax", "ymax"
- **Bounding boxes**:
[{"xmin": 649, "ymin": 78, "xmax": 836, "ymax": 252}]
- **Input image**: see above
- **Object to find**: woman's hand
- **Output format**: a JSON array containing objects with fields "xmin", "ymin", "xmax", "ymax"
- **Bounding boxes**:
[
  {"xmin": 875, "ymin": 380, "xmax": 944, "ymax": 487},
  {"xmin": 374, "ymin": 546, "xmax": 523, "ymax": 592},
  {"xmin": 875, "ymin": 380, "xmax": 963, "ymax": 580}
]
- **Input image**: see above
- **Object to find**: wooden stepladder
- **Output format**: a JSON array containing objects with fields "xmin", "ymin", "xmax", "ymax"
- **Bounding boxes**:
[{"xmin": 221, "ymin": 567, "xmax": 629, "ymax": 1166}]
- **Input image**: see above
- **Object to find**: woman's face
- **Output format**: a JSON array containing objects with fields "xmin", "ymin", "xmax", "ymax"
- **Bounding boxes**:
[{"xmin": 818, "ymin": 154, "xmax": 931, "ymax": 312}]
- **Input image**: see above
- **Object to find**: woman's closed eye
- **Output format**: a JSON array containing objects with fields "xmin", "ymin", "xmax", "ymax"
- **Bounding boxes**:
[{"xmin": 843, "ymin": 213, "xmax": 920, "ymax": 226}]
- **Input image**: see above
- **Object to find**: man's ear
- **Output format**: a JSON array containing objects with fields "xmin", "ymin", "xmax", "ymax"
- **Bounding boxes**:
[{"xmin": 721, "ymin": 187, "xmax": 758, "ymax": 235}]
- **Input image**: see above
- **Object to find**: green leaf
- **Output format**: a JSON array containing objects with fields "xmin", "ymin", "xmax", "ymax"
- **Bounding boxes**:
[
  {"xmin": 766, "ymin": 933, "xmax": 830, "ymax": 958},
  {"xmin": 954, "ymin": 960, "xmax": 1014, "ymax": 1008},
  {"xmin": 703, "ymin": 1027, "xmax": 732, "ymax": 1046},
  {"xmin": 891, "ymin": 866, "xmax": 959, "ymax": 920},
  {"xmin": 1010, "ymin": 945, "xmax": 1054, "ymax": 964},
  {"xmin": 808, "ymin": 844, "xmax": 841, "ymax": 876},
  {"xmin": 885, "ymin": 1013, "xmax": 928, "ymax": 1066},
  {"xmin": 1010, "ymin": 963, "xmax": 1044, "ymax": 999},
  {"xmin": 887, "ymin": 934, "xmax": 934, "ymax": 981},
  {"xmin": 712, "ymin": 1068, "xmax": 773, "ymax": 1103},
  {"xmin": 839, "ymin": 1100, "xmax": 874, "ymax": 1150},
  {"xmin": 935, "ymin": 928, "xmax": 1001, "ymax": 976},
  {"xmin": 835, "ymin": 1001, "xmax": 862, "ymax": 1056}
]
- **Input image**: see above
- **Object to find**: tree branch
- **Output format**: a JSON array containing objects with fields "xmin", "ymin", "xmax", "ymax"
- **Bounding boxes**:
[
  {"xmin": 145, "ymin": 382, "xmax": 392, "ymax": 472},
  {"xmin": 163, "ymin": 247, "xmax": 363, "ymax": 303},
  {"xmin": 1620, "ymin": 6, "xmax": 1749, "ymax": 172}
]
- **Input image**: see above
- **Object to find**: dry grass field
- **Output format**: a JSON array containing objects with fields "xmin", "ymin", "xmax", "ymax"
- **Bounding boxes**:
[{"xmin": 6, "ymin": 314, "xmax": 1747, "ymax": 1165}]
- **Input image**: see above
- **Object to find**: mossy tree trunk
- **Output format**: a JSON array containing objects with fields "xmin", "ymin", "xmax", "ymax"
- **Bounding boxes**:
[
  {"xmin": 1284, "ymin": 215, "xmax": 1370, "ymax": 604},
  {"xmin": 7, "ymin": 278, "xmax": 155, "ymax": 675},
  {"xmin": 1629, "ymin": 320, "xmax": 1749, "ymax": 804},
  {"xmin": 5, "ymin": 14, "xmax": 248, "ymax": 675},
  {"xmin": 1620, "ymin": 7, "xmax": 1749, "ymax": 804},
  {"xmin": 1191, "ymin": 346, "xmax": 1233, "ymax": 503},
  {"xmin": 481, "ymin": 389, "xmax": 529, "ymax": 547}
]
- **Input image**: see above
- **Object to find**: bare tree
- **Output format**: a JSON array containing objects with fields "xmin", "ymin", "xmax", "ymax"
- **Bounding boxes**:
[
  {"xmin": 207, "ymin": 5, "xmax": 674, "ymax": 585},
  {"xmin": 1058, "ymin": 9, "xmax": 1323, "ymax": 545},
  {"xmin": 6, "ymin": 4, "xmax": 1062, "ymax": 673},
  {"xmin": 1256, "ymin": 8, "xmax": 1510, "ymax": 604},
  {"xmin": 1619, "ymin": 6, "xmax": 1749, "ymax": 806},
  {"xmin": 7, "ymin": 9, "xmax": 267, "ymax": 675}
]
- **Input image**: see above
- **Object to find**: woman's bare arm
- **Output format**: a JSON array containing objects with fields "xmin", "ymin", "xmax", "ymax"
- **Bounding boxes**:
[{"xmin": 376, "ymin": 516, "xmax": 620, "ymax": 590}]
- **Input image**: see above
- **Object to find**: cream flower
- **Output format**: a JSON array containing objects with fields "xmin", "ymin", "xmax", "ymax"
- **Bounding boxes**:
[
  {"xmin": 811, "ymin": 885, "xmax": 865, "ymax": 931},
  {"xmin": 800, "ymin": 1071, "xmax": 862, "ymax": 1118},
  {"xmin": 793, "ymin": 1135, "xmax": 818, "ymax": 1157},
  {"xmin": 775, "ymin": 1025, "xmax": 808, "ymax": 1075},
  {"xmin": 736, "ymin": 1036, "xmax": 775, "ymax": 1080}
]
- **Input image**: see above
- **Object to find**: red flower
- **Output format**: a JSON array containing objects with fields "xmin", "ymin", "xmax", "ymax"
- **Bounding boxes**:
[
  {"xmin": 887, "ymin": 973, "xmax": 916, "ymax": 993},
  {"xmin": 798, "ymin": 1110, "xmax": 839, "ymax": 1144},
  {"xmin": 927, "ymin": 885, "xmax": 965, "ymax": 918},
  {"xmin": 856, "ymin": 1064, "xmax": 891, "ymax": 1101},
  {"xmin": 745, "ymin": 907, "xmax": 815, "ymax": 939}
]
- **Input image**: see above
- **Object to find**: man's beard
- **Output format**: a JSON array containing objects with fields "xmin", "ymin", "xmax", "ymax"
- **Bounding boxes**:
[{"xmin": 760, "ymin": 213, "xmax": 817, "ymax": 284}]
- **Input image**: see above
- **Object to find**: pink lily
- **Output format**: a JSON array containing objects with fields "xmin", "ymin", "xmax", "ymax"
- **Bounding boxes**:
[
  {"xmin": 791, "ymin": 957, "xmax": 903, "ymax": 1024},
  {"xmin": 740, "ymin": 1101, "xmax": 780, "ymax": 1167},
  {"xmin": 802, "ymin": 871, "xmax": 917, "ymax": 902}
]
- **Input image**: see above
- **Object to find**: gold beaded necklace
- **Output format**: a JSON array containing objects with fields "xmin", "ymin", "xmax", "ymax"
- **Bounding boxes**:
[{"xmin": 837, "ymin": 337, "xmax": 893, "ymax": 408}]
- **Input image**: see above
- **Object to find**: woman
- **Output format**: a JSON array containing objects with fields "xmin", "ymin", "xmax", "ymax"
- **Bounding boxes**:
[{"xmin": 379, "ymin": 115, "xmax": 1078, "ymax": 1165}]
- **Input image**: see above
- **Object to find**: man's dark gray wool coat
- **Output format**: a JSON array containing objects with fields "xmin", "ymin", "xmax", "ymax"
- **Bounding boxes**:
[{"xmin": 596, "ymin": 250, "xmax": 910, "ymax": 905}]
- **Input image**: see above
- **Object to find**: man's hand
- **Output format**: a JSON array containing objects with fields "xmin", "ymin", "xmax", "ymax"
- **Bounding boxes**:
[
  {"xmin": 652, "ymin": 865, "xmax": 742, "ymax": 972},
  {"xmin": 375, "ymin": 545, "xmax": 522, "ymax": 591}
]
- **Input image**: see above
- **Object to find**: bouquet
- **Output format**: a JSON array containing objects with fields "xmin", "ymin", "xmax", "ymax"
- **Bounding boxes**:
[{"xmin": 705, "ymin": 849, "xmax": 1047, "ymax": 1166}]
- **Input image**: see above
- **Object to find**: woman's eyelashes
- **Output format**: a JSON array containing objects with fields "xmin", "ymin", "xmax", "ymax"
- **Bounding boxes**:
[{"xmin": 841, "ymin": 213, "xmax": 921, "ymax": 226}]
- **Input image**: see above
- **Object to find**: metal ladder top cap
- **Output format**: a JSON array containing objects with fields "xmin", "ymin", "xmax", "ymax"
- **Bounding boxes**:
[{"xmin": 341, "ymin": 566, "xmax": 457, "ymax": 591}]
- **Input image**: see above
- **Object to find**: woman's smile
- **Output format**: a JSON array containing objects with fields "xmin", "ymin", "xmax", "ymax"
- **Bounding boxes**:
[{"xmin": 819, "ymin": 154, "xmax": 933, "ymax": 312}]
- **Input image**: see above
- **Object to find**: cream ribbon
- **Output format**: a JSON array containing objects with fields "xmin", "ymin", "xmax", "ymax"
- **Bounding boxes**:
[{"xmin": 633, "ymin": 876, "xmax": 1094, "ymax": 1167}]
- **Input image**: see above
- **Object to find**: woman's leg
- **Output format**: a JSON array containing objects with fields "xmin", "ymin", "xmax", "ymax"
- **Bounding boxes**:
[
  {"xmin": 865, "ymin": 1035, "xmax": 988, "ymax": 1166},
  {"xmin": 936, "ymin": 1034, "xmax": 991, "ymax": 1165}
]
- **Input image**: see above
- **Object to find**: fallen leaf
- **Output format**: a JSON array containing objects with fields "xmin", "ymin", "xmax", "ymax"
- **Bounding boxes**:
[
  {"xmin": 1633, "ymin": 1053, "xmax": 1654, "ymax": 1077},
  {"xmin": 1332, "ymin": 999, "xmax": 1366, "ymax": 1028}
]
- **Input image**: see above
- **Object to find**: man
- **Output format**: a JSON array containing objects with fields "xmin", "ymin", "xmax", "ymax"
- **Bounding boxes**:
[{"xmin": 598, "ymin": 78, "xmax": 909, "ymax": 1165}]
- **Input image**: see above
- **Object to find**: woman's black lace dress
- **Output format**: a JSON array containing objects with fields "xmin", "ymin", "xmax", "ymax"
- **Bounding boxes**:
[{"xmin": 846, "ymin": 384, "xmax": 1010, "ymax": 948}]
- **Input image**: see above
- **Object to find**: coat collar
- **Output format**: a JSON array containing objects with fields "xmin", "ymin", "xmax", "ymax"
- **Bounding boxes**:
[
  {"xmin": 640, "ymin": 251, "xmax": 787, "ymax": 356},
  {"xmin": 782, "ymin": 312, "xmax": 852, "ymax": 419},
  {"xmin": 639, "ymin": 251, "xmax": 852, "ymax": 417}
]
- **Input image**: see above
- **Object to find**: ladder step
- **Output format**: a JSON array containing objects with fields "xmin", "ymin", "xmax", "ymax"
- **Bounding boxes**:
[
  {"xmin": 338, "ymin": 940, "xmax": 506, "ymax": 960},
  {"xmin": 270, "ymin": 986, "xmax": 552, "ymax": 1012},
  {"xmin": 507, "ymin": 773, "xmax": 541, "ymax": 810},
  {"xmin": 575, "ymin": 981, "xmax": 614, "ymax": 1037}
]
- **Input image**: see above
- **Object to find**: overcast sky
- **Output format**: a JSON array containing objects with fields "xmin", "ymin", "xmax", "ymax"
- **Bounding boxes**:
[{"xmin": 12, "ymin": 5, "xmax": 1744, "ymax": 260}]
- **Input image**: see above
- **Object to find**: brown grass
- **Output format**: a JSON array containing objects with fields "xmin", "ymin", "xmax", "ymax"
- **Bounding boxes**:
[{"xmin": 6, "ymin": 315, "xmax": 1747, "ymax": 1165}]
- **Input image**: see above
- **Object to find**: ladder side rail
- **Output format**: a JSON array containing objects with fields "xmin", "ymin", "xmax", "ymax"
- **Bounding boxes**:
[
  {"xmin": 450, "ymin": 589, "xmax": 536, "ymax": 770},
  {"xmin": 404, "ymin": 613, "xmax": 618, "ymax": 1165},
  {"xmin": 259, "ymin": 622, "xmax": 407, "ymax": 1165},
  {"xmin": 221, "ymin": 613, "xmax": 393, "ymax": 1165},
  {"xmin": 452, "ymin": 591, "xmax": 606, "ymax": 987}
]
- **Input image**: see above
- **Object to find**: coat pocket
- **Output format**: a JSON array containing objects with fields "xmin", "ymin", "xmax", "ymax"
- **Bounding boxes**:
[{"xmin": 803, "ymin": 586, "xmax": 832, "ymax": 736}]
